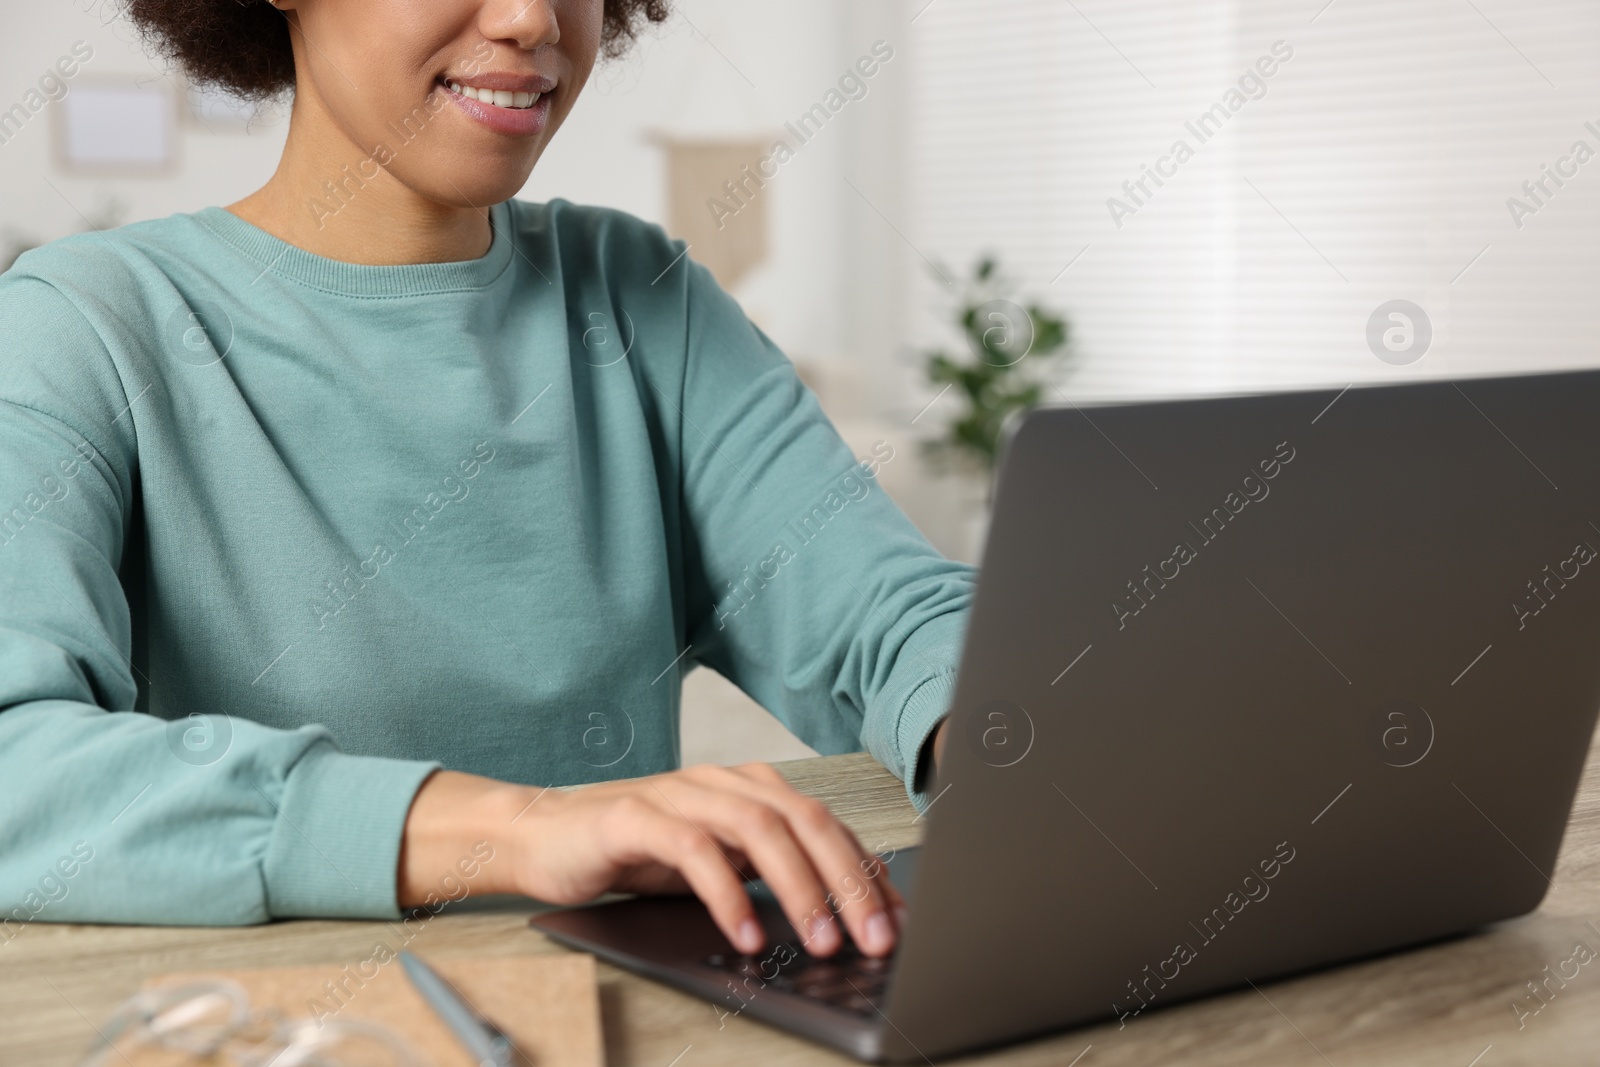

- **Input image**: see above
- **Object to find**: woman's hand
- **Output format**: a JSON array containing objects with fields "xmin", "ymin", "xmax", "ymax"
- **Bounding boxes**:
[{"xmin": 398, "ymin": 763, "xmax": 908, "ymax": 958}]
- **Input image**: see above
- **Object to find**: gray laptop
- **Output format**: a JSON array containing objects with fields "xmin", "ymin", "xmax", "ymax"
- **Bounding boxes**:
[{"xmin": 531, "ymin": 369, "xmax": 1600, "ymax": 1062}]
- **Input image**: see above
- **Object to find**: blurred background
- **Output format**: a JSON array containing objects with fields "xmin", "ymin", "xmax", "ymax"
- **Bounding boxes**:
[{"xmin": 5, "ymin": 0, "xmax": 1599, "ymax": 764}]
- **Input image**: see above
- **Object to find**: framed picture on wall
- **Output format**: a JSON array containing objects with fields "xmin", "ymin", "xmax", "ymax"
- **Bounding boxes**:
[{"xmin": 53, "ymin": 78, "xmax": 179, "ymax": 176}]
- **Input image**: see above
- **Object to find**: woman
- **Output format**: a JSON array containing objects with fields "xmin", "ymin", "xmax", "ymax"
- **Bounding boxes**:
[{"xmin": 0, "ymin": 0, "xmax": 972, "ymax": 961}]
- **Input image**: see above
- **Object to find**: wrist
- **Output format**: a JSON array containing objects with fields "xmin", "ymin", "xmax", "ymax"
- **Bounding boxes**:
[{"xmin": 397, "ymin": 770, "xmax": 539, "ymax": 907}]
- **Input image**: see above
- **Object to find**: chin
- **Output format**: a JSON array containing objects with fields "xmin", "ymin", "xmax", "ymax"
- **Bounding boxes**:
[
  {"xmin": 390, "ymin": 141, "xmax": 539, "ymax": 213},
  {"xmin": 429, "ymin": 169, "xmax": 536, "ymax": 210}
]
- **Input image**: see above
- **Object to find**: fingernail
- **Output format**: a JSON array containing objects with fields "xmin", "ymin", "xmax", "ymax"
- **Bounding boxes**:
[
  {"xmin": 737, "ymin": 919, "xmax": 763, "ymax": 953},
  {"xmin": 865, "ymin": 911, "xmax": 892, "ymax": 954},
  {"xmin": 807, "ymin": 914, "xmax": 839, "ymax": 953}
]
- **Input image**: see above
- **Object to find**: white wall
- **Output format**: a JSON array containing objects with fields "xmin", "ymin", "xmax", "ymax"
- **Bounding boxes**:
[{"xmin": 0, "ymin": 7, "xmax": 290, "ymax": 251}]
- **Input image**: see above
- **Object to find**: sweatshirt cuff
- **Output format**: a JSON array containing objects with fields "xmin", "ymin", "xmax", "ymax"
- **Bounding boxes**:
[
  {"xmin": 896, "ymin": 671, "xmax": 957, "ymax": 812},
  {"xmin": 860, "ymin": 609, "xmax": 967, "ymax": 811},
  {"xmin": 262, "ymin": 744, "xmax": 441, "ymax": 920}
]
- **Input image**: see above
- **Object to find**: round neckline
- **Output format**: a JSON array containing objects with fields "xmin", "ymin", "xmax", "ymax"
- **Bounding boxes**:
[{"xmin": 196, "ymin": 200, "xmax": 517, "ymax": 298}]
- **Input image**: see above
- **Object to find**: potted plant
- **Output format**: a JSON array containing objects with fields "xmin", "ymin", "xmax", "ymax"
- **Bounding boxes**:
[{"xmin": 919, "ymin": 256, "xmax": 1070, "ymax": 557}]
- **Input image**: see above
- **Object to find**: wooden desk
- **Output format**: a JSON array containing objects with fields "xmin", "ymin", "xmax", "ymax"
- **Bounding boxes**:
[{"xmin": 6, "ymin": 738, "xmax": 1600, "ymax": 1067}]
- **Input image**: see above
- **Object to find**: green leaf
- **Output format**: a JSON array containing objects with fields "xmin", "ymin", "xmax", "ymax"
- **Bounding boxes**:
[{"xmin": 919, "ymin": 254, "xmax": 1072, "ymax": 474}]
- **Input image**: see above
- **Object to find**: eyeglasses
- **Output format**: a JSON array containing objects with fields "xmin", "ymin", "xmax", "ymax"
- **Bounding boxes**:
[{"xmin": 80, "ymin": 978, "xmax": 428, "ymax": 1067}]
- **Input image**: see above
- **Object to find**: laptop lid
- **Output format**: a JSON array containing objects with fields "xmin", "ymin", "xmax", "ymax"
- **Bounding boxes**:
[{"xmin": 880, "ymin": 370, "xmax": 1600, "ymax": 1062}]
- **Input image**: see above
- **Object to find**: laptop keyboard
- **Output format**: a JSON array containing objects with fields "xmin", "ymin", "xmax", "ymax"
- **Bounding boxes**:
[{"xmin": 701, "ymin": 945, "xmax": 894, "ymax": 1016}]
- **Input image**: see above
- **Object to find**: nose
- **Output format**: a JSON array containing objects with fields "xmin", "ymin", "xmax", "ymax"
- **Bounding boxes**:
[{"xmin": 481, "ymin": 0, "xmax": 561, "ymax": 50}]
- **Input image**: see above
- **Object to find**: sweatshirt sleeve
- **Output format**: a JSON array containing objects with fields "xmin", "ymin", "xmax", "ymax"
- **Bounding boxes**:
[
  {"xmin": 672, "ymin": 255, "xmax": 976, "ymax": 809},
  {"xmin": 0, "ymin": 273, "xmax": 439, "ymax": 927}
]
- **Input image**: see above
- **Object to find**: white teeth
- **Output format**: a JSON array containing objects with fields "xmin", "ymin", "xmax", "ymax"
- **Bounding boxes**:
[{"xmin": 444, "ymin": 80, "xmax": 542, "ymax": 109}]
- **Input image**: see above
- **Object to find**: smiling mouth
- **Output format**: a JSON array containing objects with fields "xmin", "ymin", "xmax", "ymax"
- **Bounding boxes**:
[{"xmin": 441, "ymin": 79, "xmax": 543, "ymax": 110}]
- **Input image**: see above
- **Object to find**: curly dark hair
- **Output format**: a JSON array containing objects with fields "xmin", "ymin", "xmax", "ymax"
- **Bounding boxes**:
[{"xmin": 122, "ymin": 0, "xmax": 671, "ymax": 101}]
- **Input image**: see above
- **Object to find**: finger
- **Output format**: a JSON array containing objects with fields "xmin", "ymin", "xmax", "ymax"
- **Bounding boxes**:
[
  {"xmin": 706, "ymin": 763, "xmax": 902, "ymax": 956},
  {"xmin": 656, "ymin": 782, "xmax": 846, "ymax": 957},
  {"xmin": 732, "ymin": 759, "xmax": 908, "ymax": 931},
  {"xmin": 600, "ymin": 796, "xmax": 766, "ymax": 954},
  {"xmin": 723, "ymin": 758, "xmax": 902, "ymax": 921},
  {"xmin": 857, "ymin": 843, "xmax": 909, "ymax": 917},
  {"xmin": 843, "ymin": 832, "xmax": 906, "ymax": 912}
]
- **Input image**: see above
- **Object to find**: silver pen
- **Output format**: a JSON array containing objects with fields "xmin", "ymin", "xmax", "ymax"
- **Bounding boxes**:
[{"xmin": 399, "ymin": 950, "xmax": 527, "ymax": 1067}]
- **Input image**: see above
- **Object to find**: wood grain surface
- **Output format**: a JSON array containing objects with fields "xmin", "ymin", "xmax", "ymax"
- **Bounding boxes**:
[{"xmin": 4, "ymin": 740, "xmax": 1598, "ymax": 1067}]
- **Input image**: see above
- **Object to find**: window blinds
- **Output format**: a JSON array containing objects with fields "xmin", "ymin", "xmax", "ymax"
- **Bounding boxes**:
[{"xmin": 905, "ymin": 0, "xmax": 1600, "ymax": 400}]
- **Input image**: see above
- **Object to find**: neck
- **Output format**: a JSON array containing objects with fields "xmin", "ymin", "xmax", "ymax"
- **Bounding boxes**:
[{"xmin": 229, "ymin": 96, "xmax": 493, "ymax": 266}]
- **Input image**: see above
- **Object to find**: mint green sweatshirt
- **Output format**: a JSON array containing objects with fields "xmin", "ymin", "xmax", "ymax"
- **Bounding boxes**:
[{"xmin": 0, "ymin": 199, "xmax": 973, "ymax": 927}]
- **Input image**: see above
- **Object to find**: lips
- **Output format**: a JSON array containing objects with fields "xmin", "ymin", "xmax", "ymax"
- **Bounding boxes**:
[{"xmin": 436, "ymin": 73, "xmax": 555, "ymax": 137}]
